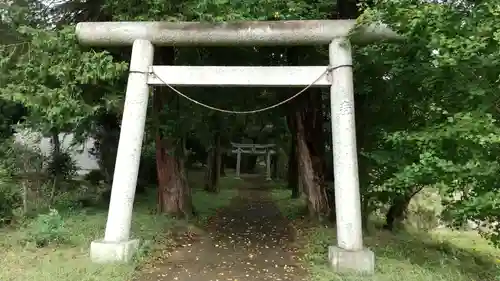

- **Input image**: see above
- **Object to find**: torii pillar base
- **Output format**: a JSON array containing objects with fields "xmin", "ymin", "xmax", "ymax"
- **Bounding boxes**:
[
  {"xmin": 90, "ymin": 239, "xmax": 139, "ymax": 263},
  {"xmin": 328, "ymin": 246, "xmax": 375, "ymax": 274}
]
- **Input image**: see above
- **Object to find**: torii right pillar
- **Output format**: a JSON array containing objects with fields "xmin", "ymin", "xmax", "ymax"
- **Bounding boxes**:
[{"xmin": 328, "ymin": 37, "xmax": 375, "ymax": 274}]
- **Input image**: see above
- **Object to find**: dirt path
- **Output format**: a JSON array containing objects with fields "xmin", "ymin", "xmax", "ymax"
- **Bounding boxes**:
[{"xmin": 138, "ymin": 181, "xmax": 307, "ymax": 281}]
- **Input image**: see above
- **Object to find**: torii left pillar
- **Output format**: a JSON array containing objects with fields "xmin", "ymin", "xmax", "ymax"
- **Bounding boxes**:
[
  {"xmin": 265, "ymin": 149, "xmax": 272, "ymax": 181},
  {"xmin": 90, "ymin": 39, "xmax": 154, "ymax": 263}
]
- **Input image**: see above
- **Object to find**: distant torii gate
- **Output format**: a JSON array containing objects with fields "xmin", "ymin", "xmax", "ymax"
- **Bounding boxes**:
[
  {"xmin": 75, "ymin": 20, "xmax": 400, "ymax": 274},
  {"xmin": 231, "ymin": 142, "xmax": 275, "ymax": 180}
]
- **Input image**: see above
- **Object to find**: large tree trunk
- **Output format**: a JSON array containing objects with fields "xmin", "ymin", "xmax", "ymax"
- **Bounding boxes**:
[
  {"xmin": 271, "ymin": 154, "xmax": 278, "ymax": 179},
  {"xmin": 285, "ymin": 47, "xmax": 329, "ymax": 213},
  {"xmin": 295, "ymin": 110, "xmax": 330, "ymax": 218},
  {"xmin": 154, "ymin": 47, "xmax": 193, "ymax": 217},
  {"xmin": 204, "ymin": 132, "xmax": 221, "ymax": 193},
  {"xmin": 302, "ymin": 88, "xmax": 331, "ymax": 216},
  {"xmin": 155, "ymin": 138, "xmax": 193, "ymax": 217}
]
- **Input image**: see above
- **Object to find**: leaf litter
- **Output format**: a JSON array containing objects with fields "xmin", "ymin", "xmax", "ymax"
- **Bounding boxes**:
[{"xmin": 136, "ymin": 183, "xmax": 308, "ymax": 281}]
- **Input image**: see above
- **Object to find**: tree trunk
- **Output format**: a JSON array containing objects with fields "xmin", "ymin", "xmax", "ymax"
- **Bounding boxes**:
[
  {"xmin": 243, "ymin": 155, "xmax": 258, "ymax": 173},
  {"xmin": 285, "ymin": 46, "xmax": 329, "ymax": 214},
  {"xmin": 303, "ymin": 88, "xmax": 332, "ymax": 217},
  {"xmin": 93, "ymin": 113, "xmax": 120, "ymax": 185},
  {"xmin": 49, "ymin": 129, "xmax": 61, "ymax": 204},
  {"xmin": 295, "ymin": 111, "xmax": 330, "ymax": 218},
  {"xmin": 204, "ymin": 132, "xmax": 221, "ymax": 192},
  {"xmin": 286, "ymin": 117, "xmax": 300, "ymax": 198},
  {"xmin": 271, "ymin": 154, "xmax": 278, "ymax": 179},
  {"xmin": 214, "ymin": 132, "xmax": 221, "ymax": 186},
  {"xmin": 204, "ymin": 148, "xmax": 213, "ymax": 188},
  {"xmin": 220, "ymin": 153, "xmax": 226, "ymax": 177},
  {"xmin": 335, "ymin": 0, "xmax": 361, "ymax": 19},
  {"xmin": 182, "ymin": 136, "xmax": 189, "ymax": 180},
  {"xmin": 383, "ymin": 186, "xmax": 423, "ymax": 231},
  {"xmin": 154, "ymin": 47, "xmax": 193, "ymax": 217},
  {"xmin": 361, "ymin": 194, "xmax": 371, "ymax": 231},
  {"xmin": 21, "ymin": 181, "xmax": 28, "ymax": 215},
  {"xmin": 155, "ymin": 137, "xmax": 193, "ymax": 217}
]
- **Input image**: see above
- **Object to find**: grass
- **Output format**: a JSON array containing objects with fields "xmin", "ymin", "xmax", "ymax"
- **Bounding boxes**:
[
  {"xmin": 192, "ymin": 176, "xmax": 240, "ymax": 225},
  {"xmin": 5, "ymin": 175, "xmax": 497, "ymax": 281},
  {"xmin": 0, "ymin": 175, "xmax": 239, "ymax": 281},
  {"xmin": 270, "ymin": 188, "xmax": 500, "ymax": 281},
  {"xmin": 270, "ymin": 183, "xmax": 307, "ymax": 220}
]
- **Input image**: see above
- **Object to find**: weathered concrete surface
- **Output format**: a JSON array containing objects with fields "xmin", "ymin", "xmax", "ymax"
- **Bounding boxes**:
[
  {"xmin": 328, "ymin": 246, "xmax": 375, "ymax": 274},
  {"xmin": 90, "ymin": 239, "xmax": 140, "ymax": 263},
  {"xmin": 75, "ymin": 20, "xmax": 400, "ymax": 47},
  {"xmin": 95, "ymin": 40, "xmax": 154, "ymax": 260}
]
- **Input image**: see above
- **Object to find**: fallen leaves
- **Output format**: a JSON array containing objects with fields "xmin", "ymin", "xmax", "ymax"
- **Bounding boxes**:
[{"xmin": 136, "ymin": 189, "xmax": 307, "ymax": 281}]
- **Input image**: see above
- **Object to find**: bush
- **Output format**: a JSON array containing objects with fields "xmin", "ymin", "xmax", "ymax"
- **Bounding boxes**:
[
  {"xmin": 24, "ymin": 209, "xmax": 67, "ymax": 247},
  {"xmin": 0, "ymin": 179, "xmax": 20, "ymax": 224},
  {"xmin": 51, "ymin": 191, "xmax": 84, "ymax": 211},
  {"xmin": 0, "ymin": 130, "xmax": 108, "ymax": 228},
  {"xmin": 137, "ymin": 142, "xmax": 158, "ymax": 189},
  {"xmin": 407, "ymin": 188, "xmax": 443, "ymax": 231},
  {"xmin": 0, "ymin": 138, "xmax": 45, "ymax": 223},
  {"xmin": 47, "ymin": 150, "xmax": 78, "ymax": 182}
]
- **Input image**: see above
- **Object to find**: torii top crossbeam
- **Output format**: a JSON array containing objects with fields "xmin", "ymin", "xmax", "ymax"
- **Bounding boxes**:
[
  {"xmin": 75, "ymin": 20, "xmax": 399, "ymax": 47},
  {"xmin": 231, "ymin": 142, "xmax": 275, "ymax": 149}
]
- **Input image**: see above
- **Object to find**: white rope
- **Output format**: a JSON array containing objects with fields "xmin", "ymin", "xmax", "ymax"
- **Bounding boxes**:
[
  {"xmin": 149, "ymin": 65, "xmax": 351, "ymax": 115},
  {"xmin": 150, "ymin": 68, "xmax": 327, "ymax": 114}
]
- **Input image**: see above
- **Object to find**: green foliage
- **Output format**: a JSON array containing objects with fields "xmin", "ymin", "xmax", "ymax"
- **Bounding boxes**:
[
  {"xmin": 0, "ymin": 25, "xmax": 128, "ymax": 135},
  {"xmin": 0, "ymin": 132, "xmax": 94, "ymax": 222},
  {"xmin": 47, "ymin": 150, "xmax": 78, "ymax": 181},
  {"xmin": 191, "ymin": 176, "xmax": 239, "ymax": 224},
  {"xmin": 0, "ymin": 196, "xmax": 181, "ymax": 281},
  {"xmin": 0, "ymin": 99, "xmax": 25, "ymax": 140},
  {"xmin": 302, "ymin": 225, "xmax": 499, "ymax": 281},
  {"xmin": 0, "ymin": 181, "xmax": 20, "ymax": 225},
  {"xmin": 407, "ymin": 188, "xmax": 443, "ymax": 231},
  {"xmin": 0, "ymin": 137, "xmax": 44, "ymax": 223},
  {"xmin": 24, "ymin": 209, "xmax": 67, "ymax": 247},
  {"xmin": 137, "ymin": 141, "xmax": 160, "ymax": 188},
  {"xmin": 352, "ymin": 0, "xmax": 500, "ymax": 245},
  {"xmin": 2, "ymin": 2, "xmax": 500, "ymax": 280},
  {"xmin": 270, "ymin": 185, "xmax": 306, "ymax": 220},
  {"xmin": 51, "ymin": 191, "xmax": 86, "ymax": 211}
]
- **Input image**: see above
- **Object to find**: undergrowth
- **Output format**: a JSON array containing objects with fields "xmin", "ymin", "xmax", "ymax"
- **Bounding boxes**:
[
  {"xmin": 0, "ymin": 175, "xmax": 239, "ymax": 281},
  {"xmin": 271, "ymin": 188, "xmax": 500, "ymax": 281}
]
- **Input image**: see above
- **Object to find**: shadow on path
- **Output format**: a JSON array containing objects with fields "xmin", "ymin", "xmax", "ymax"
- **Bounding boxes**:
[{"xmin": 138, "ymin": 178, "xmax": 307, "ymax": 281}]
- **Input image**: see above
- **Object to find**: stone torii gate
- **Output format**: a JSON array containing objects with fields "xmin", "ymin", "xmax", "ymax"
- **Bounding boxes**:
[
  {"xmin": 231, "ymin": 142, "xmax": 275, "ymax": 180},
  {"xmin": 75, "ymin": 20, "xmax": 398, "ymax": 273}
]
